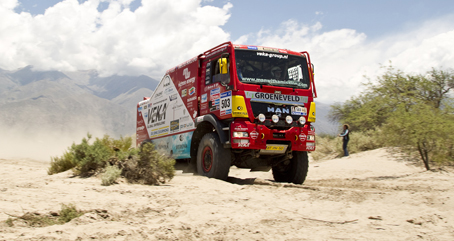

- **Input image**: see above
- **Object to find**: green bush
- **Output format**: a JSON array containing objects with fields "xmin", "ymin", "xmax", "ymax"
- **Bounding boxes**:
[
  {"xmin": 101, "ymin": 165, "xmax": 122, "ymax": 186},
  {"xmin": 48, "ymin": 151, "xmax": 75, "ymax": 175},
  {"xmin": 122, "ymin": 142, "xmax": 176, "ymax": 185},
  {"xmin": 58, "ymin": 203, "xmax": 84, "ymax": 223},
  {"xmin": 49, "ymin": 134, "xmax": 175, "ymax": 185},
  {"xmin": 5, "ymin": 203, "xmax": 84, "ymax": 227},
  {"xmin": 311, "ymin": 129, "xmax": 386, "ymax": 160}
]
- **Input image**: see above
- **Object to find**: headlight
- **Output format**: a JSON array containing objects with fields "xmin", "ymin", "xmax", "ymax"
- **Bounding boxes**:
[
  {"xmin": 299, "ymin": 116, "xmax": 306, "ymax": 125},
  {"xmin": 285, "ymin": 115, "xmax": 293, "ymax": 124},
  {"xmin": 271, "ymin": 115, "xmax": 279, "ymax": 123},
  {"xmin": 233, "ymin": 132, "xmax": 249, "ymax": 138},
  {"xmin": 258, "ymin": 113, "xmax": 266, "ymax": 122}
]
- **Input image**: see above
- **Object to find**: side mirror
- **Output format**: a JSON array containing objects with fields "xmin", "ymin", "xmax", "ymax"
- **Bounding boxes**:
[{"xmin": 311, "ymin": 63, "xmax": 315, "ymax": 74}]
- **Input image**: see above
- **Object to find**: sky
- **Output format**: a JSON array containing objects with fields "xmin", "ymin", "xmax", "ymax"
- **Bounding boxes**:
[{"xmin": 1, "ymin": 0, "xmax": 454, "ymax": 104}]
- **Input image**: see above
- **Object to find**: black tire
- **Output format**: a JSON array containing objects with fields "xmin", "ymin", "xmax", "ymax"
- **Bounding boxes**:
[
  {"xmin": 272, "ymin": 151, "xmax": 309, "ymax": 184},
  {"xmin": 197, "ymin": 133, "xmax": 231, "ymax": 180}
]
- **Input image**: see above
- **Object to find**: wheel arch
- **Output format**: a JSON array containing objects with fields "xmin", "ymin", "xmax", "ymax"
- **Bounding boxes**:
[{"xmin": 191, "ymin": 114, "xmax": 229, "ymax": 162}]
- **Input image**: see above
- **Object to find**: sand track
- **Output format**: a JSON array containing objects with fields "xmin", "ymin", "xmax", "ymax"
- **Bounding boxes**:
[{"xmin": 1, "ymin": 148, "xmax": 454, "ymax": 240}]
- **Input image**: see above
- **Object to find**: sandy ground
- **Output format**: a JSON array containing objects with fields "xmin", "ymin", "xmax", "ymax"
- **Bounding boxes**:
[{"xmin": 1, "ymin": 148, "xmax": 454, "ymax": 240}]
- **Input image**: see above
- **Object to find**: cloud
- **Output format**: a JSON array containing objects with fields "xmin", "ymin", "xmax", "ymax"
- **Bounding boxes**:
[
  {"xmin": 0, "ymin": 0, "xmax": 232, "ymax": 77},
  {"xmin": 238, "ymin": 15, "xmax": 454, "ymax": 103}
]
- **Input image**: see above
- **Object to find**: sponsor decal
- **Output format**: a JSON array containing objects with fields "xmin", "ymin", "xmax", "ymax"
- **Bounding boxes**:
[
  {"xmin": 247, "ymin": 46, "xmax": 258, "ymax": 50},
  {"xmin": 138, "ymin": 120, "xmax": 144, "ymax": 125},
  {"xmin": 210, "ymin": 87, "xmax": 220, "ymax": 96},
  {"xmin": 204, "ymin": 83, "xmax": 219, "ymax": 92},
  {"xmin": 205, "ymin": 46, "xmax": 227, "ymax": 59},
  {"xmin": 210, "ymin": 105, "xmax": 220, "ymax": 111},
  {"xmin": 250, "ymin": 131, "xmax": 259, "ymax": 139},
  {"xmin": 164, "ymin": 87, "xmax": 173, "ymax": 95},
  {"xmin": 177, "ymin": 57, "xmax": 197, "ymax": 69},
  {"xmin": 163, "ymin": 76, "xmax": 171, "ymax": 87},
  {"xmin": 196, "ymin": 116, "xmax": 204, "ymax": 122},
  {"xmin": 148, "ymin": 103, "xmax": 152, "ymax": 108},
  {"xmin": 183, "ymin": 68, "xmax": 191, "ymax": 79},
  {"xmin": 233, "ymin": 111, "xmax": 247, "ymax": 116},
  {"xmin": 144, "ymin": 105, "xmax": 147, "ymax": 110},
  {"xmin": 154, "ymin": 98, "xmax": 167, "ymax": 104},
  {"xmin": 169, "ymin": 93, "xmax": 177, "ymax": 101},
  {"xmin": 299, "ymin": 133, "xmax": 307, "ymax": 142},
  {"xmin": 291, "ymin": 106, "xmax": 307, "ymax": 116},
  {"xmin": 170, "ymin": 120, "xmax": 180, "ymax": 132},
  {"xmin": 220, "ymin": 109, "xmax": 231, "ymax": 116},
  {"xmin": 137, "ymin": 126, "xmax": 145, "ymax": 131},
  {"xmin": 238, "ymin": 143, "xmax": 250, "ymax": 148},
  {"xmin": 147, "ymin": 103, "xmax": 167, "ymax": 124},
  {"xmin": 245, "ymin": 91, "xmax": 308, "ymax": 103},
  {"xmin": 155, "ymin": 91, "xmax": 163, "ymax": 98},
  {"xmin": 182, "ymin": 89, "xmax": 187, "ymax": 97},
  {"xmin": 138, "ymin": 106, "xmax": 143, "ymax": 111},
  {"xmin": 256, "ymin": 52, "xmax": 287, "ymax": 59},
  {"xmin": 234, "ymin": 126, "xmax": 248, "ymax": 131},
  {"xmin": 201, "ymin": 103, "xmax": 208, "ymax": 110},
  {"xmin": 279, "ymin": 49, "xmax": 288, "ymax": 53},
  {"xmin": 211, "ymin": 93, "xmax": 220, "ymax": 100},
  {"xmin": 187, "ymin": 96, "xmax": 197, "ymax": 102},
  {"xmin": 150, "ymin": 126, "xmax": 169, "ymax": 137},
  {"xmin": 288, "ymin": 65, "xmax": 303, "ymax": 81},
  {"xmin": 214, "ymin": 98, "xmax": 220, "ymax": 105},
  {"xmin": 180, "ymin": 115, "xmax": 190, "ymax": 121},
  {"xmin": 178, "ymin": 77, "xmax": 196, "ymax": 87},
  {"xmin": 189, "ymin": 87, "xmax": 196, "ymax": 95},
  {"xmin": 201, "ymin": 94, "xmax": 207, "ymax": 103}
]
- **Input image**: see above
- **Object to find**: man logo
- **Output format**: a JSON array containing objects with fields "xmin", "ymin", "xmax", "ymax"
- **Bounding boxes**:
[{"xmin": 163, "ymin": 76, "xmax": 171, "ymax": 87}]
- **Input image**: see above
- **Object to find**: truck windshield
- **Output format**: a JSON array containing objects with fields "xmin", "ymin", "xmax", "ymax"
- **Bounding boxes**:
[{"xmin": 235, "ymin": 49, "xmax": 310, "ymax": 89}]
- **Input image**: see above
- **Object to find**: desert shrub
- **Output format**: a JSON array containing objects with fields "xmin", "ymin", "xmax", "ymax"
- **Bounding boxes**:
[
  {"xmin": 49, "ymin": 134, "xmax": 175, "ymax": 185},
  {"xmin": 49, "ymin": 133, "xmax": 136, "ymax": 177},
  {"xmin": 310, "ymin": 134, "xmax": 339, "ymax": 161},
  {"xmin": 5, "ymin": 203, "xmax": 84, "ymax": 227},
  {"xmin": 311, "ymin": 129, "xmax": 386, "ymax": 160},
  {"xmin": 101, "ymin": 165, "xmax": 122, "ymax": 186},
  {"xmin": 58, "ymin": 203, "xmax": 84, "ymax": 223},
  {"xmin": 122, "ymin": 142, "xmax": 175, "ymax": 185},
  {"xmin": 48, "ymin": 151, "xmax": 75, "ymax": 175},
  {"xmin": 348, "ymin": 128, "xmax": 386, "ymax": 153},
  {"xmin": 5, "ymin": 218, "xmax": 14, "ymax": 227}
]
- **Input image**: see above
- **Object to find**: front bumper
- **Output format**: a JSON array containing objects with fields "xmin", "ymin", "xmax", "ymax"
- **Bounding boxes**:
[{"xmin": 230, "ymin": 120, "xmax": 316, "ymax": 152}]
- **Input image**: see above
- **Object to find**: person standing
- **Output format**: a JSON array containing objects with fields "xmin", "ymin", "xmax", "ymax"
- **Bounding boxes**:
[{"xmin": 338, "ymin": 124, "xmax": 350, "ymax": 157}]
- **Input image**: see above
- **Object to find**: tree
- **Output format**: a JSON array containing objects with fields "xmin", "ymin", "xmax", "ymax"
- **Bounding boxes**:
[{"xmin": 329, "ymin": 66, "xmax": 454, "ymax": 169}]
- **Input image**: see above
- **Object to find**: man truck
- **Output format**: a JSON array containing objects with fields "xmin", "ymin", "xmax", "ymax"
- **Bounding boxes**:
[{"xmin": 136, "ymin": 42, "xmax": 316, "ymax": 184}]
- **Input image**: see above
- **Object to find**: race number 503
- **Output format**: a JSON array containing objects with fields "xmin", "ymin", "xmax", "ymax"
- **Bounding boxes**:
[{"xmin": 220, "ymin": 91, "xmax": 232, "ymax": 116}]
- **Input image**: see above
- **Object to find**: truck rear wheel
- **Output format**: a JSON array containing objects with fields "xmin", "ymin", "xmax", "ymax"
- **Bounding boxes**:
[
  {"xmin": 197, "ymin": 133, "xmax": 231, "ymax": 180},
  {"xmin": 272, "ymin": 151, "xmax": 309, "ymax": 184}
]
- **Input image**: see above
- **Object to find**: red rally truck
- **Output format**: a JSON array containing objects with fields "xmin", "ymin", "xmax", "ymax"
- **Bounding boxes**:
[{"xmin": 136, "ymin": 42, "xmax": 316, "ymax": 184}]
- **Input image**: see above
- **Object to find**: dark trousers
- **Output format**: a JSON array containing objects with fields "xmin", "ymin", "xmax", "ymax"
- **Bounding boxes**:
[{"xmin": 343, "ymin": 139, "xmax": 349, "ymax": 156}]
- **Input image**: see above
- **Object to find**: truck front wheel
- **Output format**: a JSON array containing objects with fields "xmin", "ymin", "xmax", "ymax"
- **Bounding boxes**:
[
  {"xmin": 197, "ymin": 133, "xmax": 231, "ymax": 180},
  {"xmin": 272, "ymin": 151, "xmax": 309, "ymax": 184}
]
